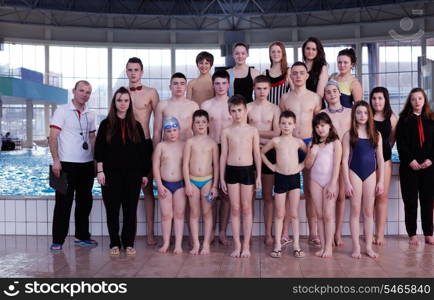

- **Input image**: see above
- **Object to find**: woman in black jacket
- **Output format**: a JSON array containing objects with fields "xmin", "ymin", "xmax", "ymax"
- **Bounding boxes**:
[
  {"xmin": 95, "ymin": 87, "xmax": 151, "ymax": 255},
  {"xmin": 396, "ymin": 87, "xmax": 434, "ymax": 246}
]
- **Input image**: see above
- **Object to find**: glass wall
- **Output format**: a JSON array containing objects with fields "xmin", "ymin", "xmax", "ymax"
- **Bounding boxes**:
[
  {"xmin": 0, "ymin": 43, "xmax": 45, "ymax": 78},
  {"xmin": 113, "ymin": 48, "xmax": 172, "ymax": 100},
  {"xmin": 361, "ymin": 40, "xmax": 421, "ymax": 113},
  {"xmin": 49, "ymin": 46, "xmax": 108, "ymax": 119}
]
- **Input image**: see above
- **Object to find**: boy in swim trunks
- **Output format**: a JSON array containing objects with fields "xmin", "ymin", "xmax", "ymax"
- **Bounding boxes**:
[
  {"xmin": 247, "ymin": 75, "xmax": 281, "ymax": 247},
  {"xmin": 220, "ymin": 95, "xmax": 261, "ymax": 258},
  {"xmin": 187, "ymin": 51, "xmax": 215, "ymax": 106},
  {"xmin": 183, "ymin": 109, "xmax": 219, "ymax": 255},
  {"xmin": 262, "ymin": 110, "xmax": 306, "ymax": 258},
  {"xmin": 153, "ymin": 117, "xmax": 186, "ymax": 254},
  {"xmin": 321, "ymin": 80, "xmax": 351, "ymax": 247},
  {"xmin": 201, "ymin": 70, "xmax": 233, "ymax": 245},
  {"xmin": 280, "ymin": 62, "xmax": 322, "ymax": 246}
]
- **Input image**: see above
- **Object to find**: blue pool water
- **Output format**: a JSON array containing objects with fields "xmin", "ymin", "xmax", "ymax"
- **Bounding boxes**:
[
  {"xmin": 0, "ymin": 148, "xmax": 102, "ymax": 196},
  {"xmin": 0, "ymin": 147, "xmax": 400, "ymax": 196}
]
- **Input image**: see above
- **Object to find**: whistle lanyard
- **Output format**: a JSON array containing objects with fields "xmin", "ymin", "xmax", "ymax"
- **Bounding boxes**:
[{"xmin": 74, "ymin": 110, "xmax": 89, "ymax": 145}]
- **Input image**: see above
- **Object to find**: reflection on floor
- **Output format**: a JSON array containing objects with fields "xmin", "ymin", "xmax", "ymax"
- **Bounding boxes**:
[{"xmin": 0, "ymin": 235, "xmax": 432, "ymax": 278}]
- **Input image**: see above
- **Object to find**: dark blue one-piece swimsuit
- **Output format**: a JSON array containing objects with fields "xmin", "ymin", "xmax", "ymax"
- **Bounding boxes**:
[{"xmin": 349, "ymin": 138, "xmax": 376, "ymax": 181}]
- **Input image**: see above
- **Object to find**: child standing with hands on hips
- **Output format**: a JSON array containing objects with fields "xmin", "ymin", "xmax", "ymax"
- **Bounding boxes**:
[{"xmin": 261, "ymin": 110, "xmax": 306, "ymax": 258}]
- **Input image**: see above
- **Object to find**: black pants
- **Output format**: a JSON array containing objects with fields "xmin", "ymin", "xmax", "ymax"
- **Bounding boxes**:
[
  {"xmin": 399, "ymin": 165, "xmax": 434, "ymax": 237},
  {"xmin": 102, "ymin": 169, "xmax": 142, "ymax": 248},
  {"xmin": 52, "ymin": 161, "xmax": 95, "ymax": 244}
]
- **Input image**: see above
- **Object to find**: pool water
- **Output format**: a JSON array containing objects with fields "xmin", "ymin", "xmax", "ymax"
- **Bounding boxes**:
[
  {"xmin": 0, "ymin": 148, "xmax": 102, "ymax": 196},
  {"xmin": 0, "ymin": 147, "xmax": 400, "ymax": 196}
]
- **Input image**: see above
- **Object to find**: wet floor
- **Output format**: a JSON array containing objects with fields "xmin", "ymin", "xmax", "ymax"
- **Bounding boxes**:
[{"xmin": 0, "ymin": 235, "xmax": 432, "ymax": 278}]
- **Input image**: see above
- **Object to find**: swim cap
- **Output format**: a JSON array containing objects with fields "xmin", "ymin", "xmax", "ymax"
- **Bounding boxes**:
[
  {"xmin": 163, "ymin": 116, "xmax": 180, "ymax": 131},
  {"xmin": 325, "ymin": 79, "xmax": 340, "ymax": 91}
]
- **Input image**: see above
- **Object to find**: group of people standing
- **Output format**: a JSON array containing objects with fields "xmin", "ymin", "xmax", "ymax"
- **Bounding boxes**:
[{"xmin": 48, "ymin": 37, "xmax": 434, "ymax": 260}]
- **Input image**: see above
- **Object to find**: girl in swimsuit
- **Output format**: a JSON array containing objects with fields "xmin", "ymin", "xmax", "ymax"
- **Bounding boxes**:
[
  {"xmin": 264, "ymin": 41, "xmax": 290, "ymax": 106},
  {"xmin": 153, "ymin": 117, "xmax": 186, "ymax": 254},
  {"xmin": 305, "ymin": 112, "xmax": 342, "ymax": 258},
  {"xmin": 226, "ymin": 42, "xmax": 260, "ymax": 103},
  {"xmin": 369, "ymin": 87, "xmax": 398, "ymax": 246},
  {"xmin": 301, "ymin": 37, "xmax": 329, "ymax": 103},
  {"xmin": 329, "ymin": 48, "xmax": 363, "ymax": 108},
  {"xmin": 183, "ymin": 110, "xmax": 219, "ymax": 255},
  {"xmin": 342, "ymin": 101, "xmax": 384, "ymax": 259}
]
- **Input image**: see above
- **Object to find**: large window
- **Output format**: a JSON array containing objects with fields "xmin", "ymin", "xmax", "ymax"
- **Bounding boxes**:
[
  {"xmin": 49, "ymin": 46, "xmax": 108, "ymax": 119},
  {"xmin": 113, "ymin": 48, "xmax": 171, "ymax": 100},
  {"xmin": 250, "ymin": 47, "xmax": 294, "ymax": 73},
  {"xmin": 0, "ymin": 43, "xmax": 45, "ymax": 78},
  {"xmin": 362, "ymin": 41, "xmax": 421, "ymax": 113}
]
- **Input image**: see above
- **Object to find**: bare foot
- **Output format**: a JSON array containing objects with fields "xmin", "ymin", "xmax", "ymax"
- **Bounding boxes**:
[
  {"xmin": 352, "ymin": 245, "xmax": 361, "ymax": 259},
  {"xmin": 425, "ymin": 236, "xmax": 434, "ymax": 245},
  {"xmin": 240, "ymin": 249, "xmax": 251, "ymax": 258},
  {"xmin": 190, "ymin": 245, "xmax": 200, "ymax": 255},
  {"xmin": 351, "ymin": 251, "xmax": 362, "ymax": 259},
  {"xmin": 366, "ymin": 248, "xmax": 379, "ymax": 259},
  {"xmin": 147, "ymin": 235, "xmax": 157, "ymax": 246},
  {"xmin": 200, "ymin": 245, "xmax": 210, "ymax": 255},
  {"xmin": 375, "ymin": 237, "xmax": 385, "ymax": 246},
  {"xmin": 321, "ymin": 248, "xmax": 333, "ymax": 258},
  {"xmin": 230, "ymin": 248, "xmax": 241, "ymax": 258},
  {"xmin": 158, "ymin": 244, "xmax": 169, "ymax": 254},
  {"xmin": 264, "ymin": 236, "xmax": 273, "ymax": 247},
  {"xmin": 409, "ymin": 236, "xmax": 419, "ymax": 246},
  {"xmin": 219, "ymin": 233, "xmax": 229, "ymax": 246},
  {"xmin": 315, "ymin": 249, "xmax": 324, "ymax": 257},
  {"xmin": 173, "ymin": 247, "xmax": 183, "ymax": 255},
  {"xmin": 334, "ymin": 235, "xmax": 344, "ymax": 247}
]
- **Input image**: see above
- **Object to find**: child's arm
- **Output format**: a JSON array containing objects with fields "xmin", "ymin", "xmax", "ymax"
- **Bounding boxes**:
[
  {"xmin": 389, "ymin": 113, "xmax": 398, "ymax": 148},
  {"xmin": 182, "ymin": 140, "xmax": 193, "ymax": 197},
  {"xmin": 186, "ymin": 80, "xmax": 193, "ymax": 100},
  {"xmin": 325, "ymin": 140, "xmax": 342, "ymax": 199},
  {"xmin": 316, "ymin": 65, "xmax": 329, "ymax": 99},
  {"xmin": 211, "ymin": 142, "xmax": 219, "ymax": 198},
  {"xmin": 219, "ymin": 129, "xmax": 228, "ymax": 194},
  {"xmin": 152, "ymin": 102, "xmax": 164, "ymax": 145},
  {"xmin": 304, "ymin": 142, "xmax": 317, "ymax": 169},
  {"xmin": 341, "ymin": 132, "xmax": 353, "ymax": 197},
  {"xmin": 253, "ymin": 128, "xmax": 262, "ymax": 190},
  {"xmin": 152, "ymin": 143, "xmax": 167, "ymax": 198},
  {"xmin": 260, "ymin": 139, "xmax": 276, "ymax": 172},
  {"xmin": 375, "ymin": 134, "xmax": 385, "ymax": 196}
]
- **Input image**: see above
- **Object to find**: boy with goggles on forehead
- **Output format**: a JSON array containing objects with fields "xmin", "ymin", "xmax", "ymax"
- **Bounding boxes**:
[{"xmin": 153, "ymin": 117, "xmax": 186, "ymax": 254}]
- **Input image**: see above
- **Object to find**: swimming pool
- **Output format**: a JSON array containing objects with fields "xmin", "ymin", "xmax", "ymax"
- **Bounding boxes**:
[
  {"xmin": 0, "ymin": 148, "xmax": 102, "ymax": 196},
  {"xmin": 0, "ymin": 147, "xmax": 400, "ymax": 196}
]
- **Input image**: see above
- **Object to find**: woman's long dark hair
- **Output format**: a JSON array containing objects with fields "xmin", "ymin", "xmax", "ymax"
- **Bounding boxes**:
[
  {"xmin": 302, "ymin": 37, "xmax": 327, "ymax": 81},
  {"xmin": 311, "ymin": 112, "xmax": 339, "ymax": 145},
  {"xmin": 369, "ymin": 86, "xmax": 392, "ymax": 120},
  {"xmin": 350, "ymin": 101, "xmax": 379, "ymax": 148},
  {"xmin": 106, "ymin": 87, "xmax": 141, "ymax": 144},
  {"xmin": 399, "ymin": 87, "xmax": 434, "ymax": 120}
]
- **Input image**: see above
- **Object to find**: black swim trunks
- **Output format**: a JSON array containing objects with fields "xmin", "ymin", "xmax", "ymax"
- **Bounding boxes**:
[
  {"xmin": 262, "ymin": 149, "xmax": 276, "ymax": 175},
  {"xmin": 274, "ymin": 172, "xmax": 300, "ymax": 194},
  {"xmin": 225, "ymin": 165, "xmax": 255, "ymax": 185}
]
